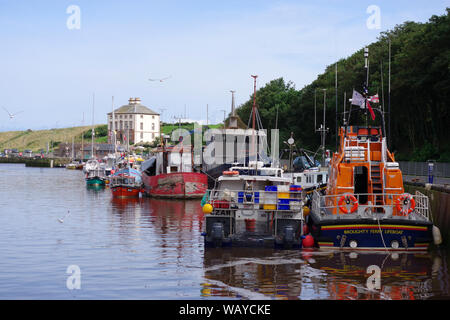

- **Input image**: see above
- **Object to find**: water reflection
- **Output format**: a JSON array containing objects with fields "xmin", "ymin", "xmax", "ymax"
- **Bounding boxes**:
[
  {"xmin": 201, "ymin": 248, "xmax": 450, "ymax": 300},
  {"xmin": 202, "ymin": 248, "xmax": 305, "ymax": 299},
  {"xmin": 86, "ymin": 184, "xmax": 107, "ymax": 193},
  {"xmin": 309, "ymin": 251, "xmax": 436, "ymax": 300},
  {"xmin": 3, "ymin": 163, "xmax": 450, "ymax": 299}
]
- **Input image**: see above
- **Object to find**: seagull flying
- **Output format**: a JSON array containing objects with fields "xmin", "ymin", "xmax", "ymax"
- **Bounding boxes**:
[
  {"xmin": 2, "ymin": 106, "xmax": 23, "ymax": 119},
  {"xmin": 58, "ymin": 210, "xmax": 71, "ymax": 223},
  {"xmin": 148, "ymin": 75, "xmax": 172, "ymax": 82}
]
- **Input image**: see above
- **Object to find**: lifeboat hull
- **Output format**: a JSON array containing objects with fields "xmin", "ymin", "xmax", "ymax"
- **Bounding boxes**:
[
  {"xmin": 142, "ymin": 172, "xmax": 207, "ymax": 199},
  {"xmin": 310, "ymin": 217, "xmax": 433, "ymax": 251}
]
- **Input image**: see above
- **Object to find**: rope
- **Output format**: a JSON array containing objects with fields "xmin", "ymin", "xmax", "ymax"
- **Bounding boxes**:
[{"xmin": 377, "ymin": 216, "xmax": 389, "ymax": 252}]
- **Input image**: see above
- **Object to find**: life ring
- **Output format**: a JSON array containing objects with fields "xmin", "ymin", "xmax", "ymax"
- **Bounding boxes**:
[
  {"xmin": 223, "ymin": 170, "xmax": 239, "ymax": 176},
  {"xmin": 395, "ymin": 193, "xmax": 416, "ymax": 215},
  {"xmin": 338, "ymin": 194, "xmax": 359, "ymax": 214}
]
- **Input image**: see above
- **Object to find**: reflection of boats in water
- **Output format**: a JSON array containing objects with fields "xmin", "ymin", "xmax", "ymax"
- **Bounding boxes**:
[
  {"xmin": 201, "ymin": 248, "xmax": 303, "ymax": 299},
  {"xmin": 201, "ymin": 248, "xmax": 445, "ymax": 300},
  {"xmin": 146, "ymin": 198, "xmax": 204, "ymax": 233},
  {"xmin": 86, "ymin": 184, "xmax": 106, "ymax": 192},
  {"xmin": 309, "ymin": 251, "xmax": 439, "ymax": 300}
]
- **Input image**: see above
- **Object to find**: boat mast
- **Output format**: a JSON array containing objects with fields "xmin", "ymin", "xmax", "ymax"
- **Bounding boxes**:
[
  {"xmin": 112, "ymin": 96, "xmax": 116, "ymax": 157},
  {"xmin": 91, "ymin": 93, "xmax": 95, "ymax": 159},
  {"xmin": 388, "ymin": 38, "xmax": 391, "ymax": 147},
  {"xmin": 81, "ymin": 112, "xmax": 84, "ymax": 161},
  {"xmin": 322, "ymin": 89, "xmax": 327, "ymax": 165},
  {"xmin": 250, "ymin": 75, "xmax": 258, "ymax": 164},
  {"xmin": 364, "ymin": 47, "xmax": 369, "ymax": 128},
  {"xmin": 335, "ymin": 62, "xmax": 338, "ymax": 152}
]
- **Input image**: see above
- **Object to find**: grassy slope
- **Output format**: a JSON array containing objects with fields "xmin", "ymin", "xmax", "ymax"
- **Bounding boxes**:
[
  {"xmin": 0, "ymin": 125, "xmax": 103, "ymax": 152},
  {"xmin": 0, "ymin": 123, "xmax": 223, "ymax": 152}
]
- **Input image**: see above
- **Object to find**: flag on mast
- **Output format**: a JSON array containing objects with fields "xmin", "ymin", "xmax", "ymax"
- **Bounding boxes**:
[
  {"xmin": 367, "ymin": 100, "xmax": 376, "ymax": 120},
  {"xmin": 351, "ymin": 90, "xmax": 365, "ymax": 108},
  {"xmin": 368, "ymin": 94, "xmax": 379, "ymax": 103}
]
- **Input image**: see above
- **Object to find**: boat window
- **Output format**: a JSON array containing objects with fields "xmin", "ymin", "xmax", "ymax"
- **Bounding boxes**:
[
  {"xmin": 354, "ymin": 166, "xmax": 368, "ymax": 204},
  {"xmin": 317, "ymin": 174, "xmax": 323, "ymax": 183},
  {"xmin": 297, "ymin": 177, "xmax": 301, "ymax": 183}
]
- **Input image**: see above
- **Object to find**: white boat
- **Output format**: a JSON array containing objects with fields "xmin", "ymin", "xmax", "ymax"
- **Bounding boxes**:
[
  {"xmin": 202, "ymin": 161, "xmax": 306, "ymax": 248},
  {"xmin": 83, "ymin": 159, "xmax": 99, "ymax": 173}
]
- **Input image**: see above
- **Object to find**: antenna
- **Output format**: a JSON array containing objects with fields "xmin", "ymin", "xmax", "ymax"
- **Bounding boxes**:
[
  {"xmin": 315, "ymin": 89, "xmax": 329, "ymax": 165},
  {"xmin": 314, "ymin": 89, "xmax": 317, "ymax": 130},
  {"xmin": 388, "ymin": 38, "xmax": 391, "ymax": 148},
  {"xmin": 364, "ymin": 47, "xmax": 369, "ymax": 127},
  {"xmin": 159, "ymin": 107, "xmax": 167, "ymax": 123},
  {"xmin": 250, "ymin": 75, "xmax": 258, "ymax": 162},
  {"xmin": 335, "ymin": 62, "xmax": 338, "ymax": 151},
  {"xmin": 220, "ymin": 109, "xmax": 226, "ymax": 124}
]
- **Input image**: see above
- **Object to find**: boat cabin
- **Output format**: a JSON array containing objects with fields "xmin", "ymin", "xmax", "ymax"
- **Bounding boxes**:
[{"xmin": 326, "ymin": 125, "xmax": 404, "ymax": 215}]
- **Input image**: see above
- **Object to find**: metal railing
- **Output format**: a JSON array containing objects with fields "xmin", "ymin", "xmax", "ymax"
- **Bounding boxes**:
[
  {"xmin": 205, "ymin": 188, "xmax": 304, "ymax": 212},
  {"xmin": 398, "ymin": 161, "xmax": 450, "ymax": 178},
  {"xmin": 311, "ymin": 190, "xmax": 430, "ymax": 221}
]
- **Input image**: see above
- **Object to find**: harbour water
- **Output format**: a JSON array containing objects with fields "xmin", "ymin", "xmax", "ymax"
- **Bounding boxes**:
[{"xmin": 1, "ymin": 163, "xmax": 449, "ymax": 300}]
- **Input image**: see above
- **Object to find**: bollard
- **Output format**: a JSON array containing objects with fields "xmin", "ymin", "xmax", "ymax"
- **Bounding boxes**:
[{"xmin": 427, "ymin": 160, "xmax": 435, "ymax": 184}]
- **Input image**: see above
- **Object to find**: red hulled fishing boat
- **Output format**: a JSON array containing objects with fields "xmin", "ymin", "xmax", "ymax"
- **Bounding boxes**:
[
  {"xmin": 141, "ymin": 142, "xmax": 207, "ymax": 199},
  {"xmin": 110, "ymin": 167, "xmax": 143, "ymax": 198}
]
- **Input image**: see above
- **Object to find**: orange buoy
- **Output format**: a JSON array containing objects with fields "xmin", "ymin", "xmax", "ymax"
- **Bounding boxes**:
[
  {"xmin": 338, "ymin": 194, "xmax": 358, "ymax": 214},
  {"xmin": 395, "ymin": 193, "xmax": 416, "ymax": 216}
]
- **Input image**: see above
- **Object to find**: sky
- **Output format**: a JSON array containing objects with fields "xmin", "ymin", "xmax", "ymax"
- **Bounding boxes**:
[{"xmin": 0, "ymin": 0, "xmax": 448, "ymax": 131}]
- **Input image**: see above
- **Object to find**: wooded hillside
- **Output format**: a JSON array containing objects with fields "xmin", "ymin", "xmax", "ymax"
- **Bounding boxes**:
[{"xmin": 236, "ymin": 9, "xmax": 450, "ymax": 162}]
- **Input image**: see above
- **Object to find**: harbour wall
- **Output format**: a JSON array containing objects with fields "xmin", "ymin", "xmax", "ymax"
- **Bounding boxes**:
[
  {"xmin": 404, "ymin": 181, "xmax": 450, "ymax": 246},
  {"xmin": 0, "ymin": 157, "xmax": 70, "ymax": 167}
]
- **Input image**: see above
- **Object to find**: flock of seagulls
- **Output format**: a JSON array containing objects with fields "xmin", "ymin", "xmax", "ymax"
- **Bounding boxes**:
[{"xmin": 2, "ymin": 106, "xmax": 23, "ymax": 119}]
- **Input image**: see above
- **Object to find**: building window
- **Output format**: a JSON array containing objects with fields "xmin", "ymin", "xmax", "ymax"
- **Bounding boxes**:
[
  {"xmin": 152, "ymin": 133, "xmax": 155, "ymax": 139},
  {"xmin": 152, "ymin": 116, "xmax": 154, "ymax": 119},
  {"xmin": 140, "ymin": 132, "xmax": 143, "ymax": 139},
  {"xmin": 140, "ymin": 123, "xmax": 143, "ymax": 130},
  {"xmin": 140, "ymin": 115, "xmax": 143, "ymax": 119},
  {"xmin": 152, "ymin": 123, "xmax": 155, "ymax": 130}
]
